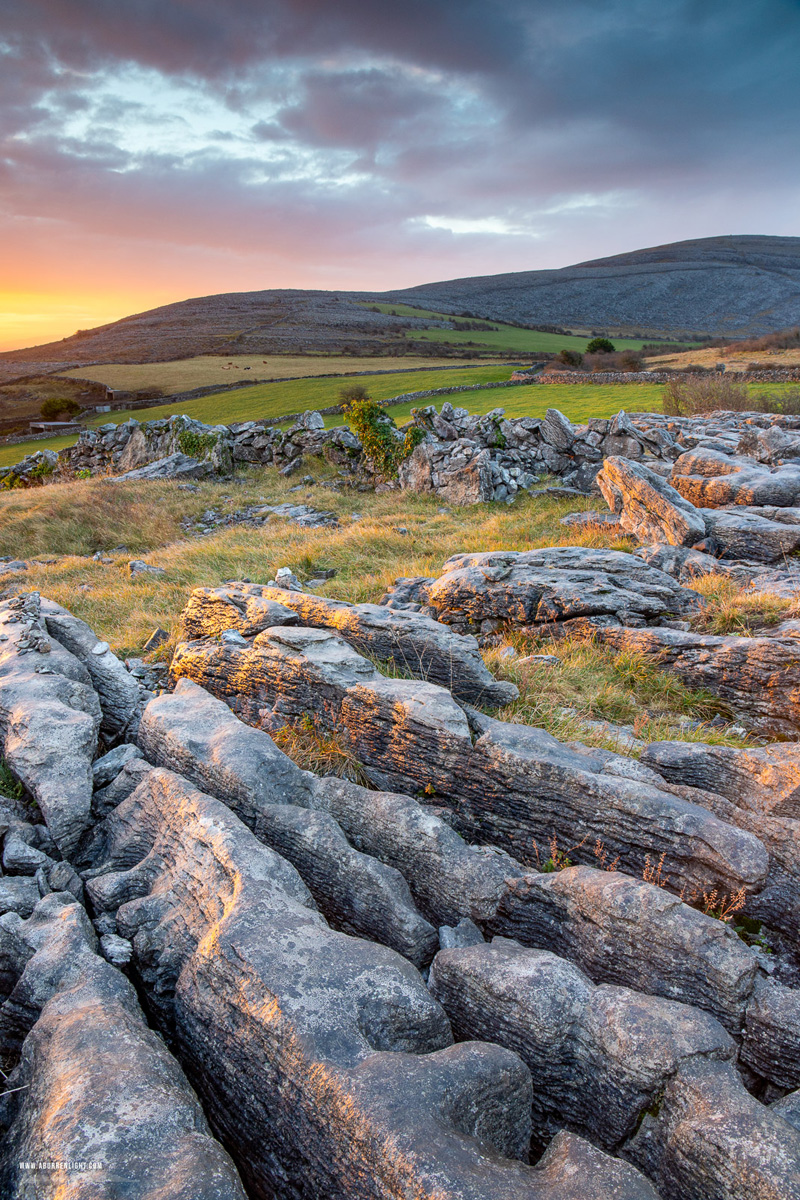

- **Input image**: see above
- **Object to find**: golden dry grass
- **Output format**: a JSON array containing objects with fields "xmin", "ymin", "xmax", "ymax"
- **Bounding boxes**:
[
  {"xmin": 688, "ymin": 572, "xmax": 797, "ymax": 635},
  {"xmin": 0, "ymin": 460, "xmax": 763, "ymax": 749},
  {"xmin": 647, "ymin": 346, "xmax": 800, "ymax": 372}
]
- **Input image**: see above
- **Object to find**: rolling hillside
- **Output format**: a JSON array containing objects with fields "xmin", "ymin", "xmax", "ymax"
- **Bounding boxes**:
[
  {"xmin": 390, "ymin": 235, "xmax": 800, "ymax": 339},
  {"xmin": 2, "ymin": 235, "xmax": 797, "ymax": 382}
]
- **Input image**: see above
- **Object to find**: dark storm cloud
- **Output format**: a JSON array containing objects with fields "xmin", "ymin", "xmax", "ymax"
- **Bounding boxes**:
[{"xmin": 1, "ymin": 0, "xmax": 799, "ymax": 296}]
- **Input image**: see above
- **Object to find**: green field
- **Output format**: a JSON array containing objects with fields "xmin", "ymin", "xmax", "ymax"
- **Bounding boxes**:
[
  {"xmin": 3, "ymin": 377, "xmax": 796, "ymax": 470},
  {"xmin": 363, "ymin": 302, "xmax": 659, "ymax": 354}
]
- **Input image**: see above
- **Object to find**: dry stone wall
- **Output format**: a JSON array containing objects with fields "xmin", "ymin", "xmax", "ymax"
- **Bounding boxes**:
[{"xmin": 4, "ymin": 398, "xmax": 800, "ymax": 510}]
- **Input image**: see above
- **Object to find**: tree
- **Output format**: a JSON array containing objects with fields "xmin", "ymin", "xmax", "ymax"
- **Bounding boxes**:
[
  {"xmin": 586, "ymin": 337, "xmax": 615, "ymax": 353},
  {"xmin": 40, "ymin": 397, "xmax": 81, "ymax": 420}
]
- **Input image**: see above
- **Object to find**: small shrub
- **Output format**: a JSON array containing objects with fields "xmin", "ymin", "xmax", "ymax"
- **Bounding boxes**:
[
  {"xmin": 727, "ymin": 326, "xmax": 800, "ymax": 354},
  {"xmin": 642, "ymin": 852, "xmax": 669, "ymax": 888},
  {"xmin": 618, "ymin": 351, "xmax": 643, "ymax": 372},
  {"xmin": 586, "ymin": 337, "xmax": 615, "ymax": 353},
  {"xmin": 593, "ymin": 837, "xmax": 620, "ymax": 872},
  {"xmin": 341, "ymin": 389, "xmax": 421, "ymax": 478},
  {"xmin": 28, "ymin": 458, "xmax": 55, "ymax": 480},
  {"xmin": 533, "ymin": 833, "xmax": 587, "ymax": 872},
  {"xmin": 75, "ymin": 467, "xmax": 92, "ymax": 480},
  {"xmin": 177, "ymin": 430, "xmax": 217, "ymax": 458},
  {"xmin": 557, "ymin": 349, "xmax": 584, "ymax": 368}
]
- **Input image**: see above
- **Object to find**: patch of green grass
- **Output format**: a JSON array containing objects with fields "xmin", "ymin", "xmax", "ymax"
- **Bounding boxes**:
[
  {"xmin": 361, "ymin": 302, "xmax": 656, "ymax": 353},
  {"xmin": 0, "ymin": 760, "xmax": 24, "ymax": 801},
  {"xmin": 0, "ymin": 435, "xmax": 77, "ymax": 469}
]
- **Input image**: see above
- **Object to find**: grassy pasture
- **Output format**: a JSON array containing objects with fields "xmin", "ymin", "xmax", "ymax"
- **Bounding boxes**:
[
  {"xmin": 60, "ymin": 353, "xmax": 499, "ymax": 396},
  {"xmin": 363, "ymin": 301, "xmax": 659, "ymax": 353},
  {"xmin": 4, "ymin": 377, "xmax": 800, "ymax": 469}
]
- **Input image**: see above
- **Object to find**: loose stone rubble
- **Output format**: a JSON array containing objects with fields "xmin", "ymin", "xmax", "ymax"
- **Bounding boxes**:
[{"xmin": 1, "ymin": 585, "xmax": 800, "ymax": 1198}]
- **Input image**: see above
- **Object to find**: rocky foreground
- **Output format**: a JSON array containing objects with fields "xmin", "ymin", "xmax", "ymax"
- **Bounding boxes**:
[
  {"xmin": 1, "ymin": 534, "xmax": 800, "ymax": 1198},
  {"xmin": 2, "ymin": 398, "xmax": 800, "ymax": 1197}
]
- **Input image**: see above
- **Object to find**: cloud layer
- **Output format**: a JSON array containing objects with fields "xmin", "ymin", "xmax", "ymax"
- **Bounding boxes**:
[{"xmin": 1, "ymin": 0, "xmax": 799, "ymax": 347}]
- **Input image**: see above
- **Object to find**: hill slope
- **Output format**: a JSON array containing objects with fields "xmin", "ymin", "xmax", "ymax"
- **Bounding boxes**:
[
  {"xmin": 2, "ymin": 235, "xmax": 798, "ymax": 379},
  {"xmin": 389, "ymin": 235, "xmax": 800, "ymax": 338}
]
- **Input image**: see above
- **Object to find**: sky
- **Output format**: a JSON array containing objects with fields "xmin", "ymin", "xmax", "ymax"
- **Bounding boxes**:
[{"xmin": 1, "ymin": 0, "xmax": 799, "ymax": 350}]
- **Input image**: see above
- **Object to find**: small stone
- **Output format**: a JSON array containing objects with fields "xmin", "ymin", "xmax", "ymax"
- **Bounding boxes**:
[
  {"xmin": 100, "ymin": 932, "xmax": 133, "ymax": 966},
  {"xmin": 220, "ymin": 629, "xmax": 248, "ymax": 646},
  {"xmin": 91, "ymin": 641, "xmax": 111, "ymax": 655},
  {"xmin": 143, "ymin": 627, "xmax": 169, "ymax": 653},
  {"xmin": 439, "ymin": 918, "xmax": 485, "ymax": 949},
  {"xmin": 129, "ymin": 560, "xmax": 166, "ymax": 577}
]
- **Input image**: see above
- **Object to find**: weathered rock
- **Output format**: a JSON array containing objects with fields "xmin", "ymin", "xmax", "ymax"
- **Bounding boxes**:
[
  {"xmin": 541, "ymin": 408, "xmax": 576, "ymax": 451},
  {"xmin": 138, "ymin": 683, "xmax": 442, "ymax": 965},
  {"xmin": 0, "ymin": 894, "xmax": 247, "ymax": 1199},
  {"xmin": 559, "ymin": 511, "xmax": 621, "ymax": 530},
  {"xmin": 179, "ymin": 583, "xmax": 518, "ymax": 706},
  {"xmin": 0, "ymin": 595, "xmax": 100, "ymax": 856},
  {"xmin": 632, "ymin": 543, "xmax": 735, "ymax": 583},
  {"xmin": 92, "ymin": 741, "xmax": 142, "ymax": 786},
  {"xmin": 635, "ymin": 741, "xmax": 800, "ymax": 950},
  {"xmin": 92, "ymin": 756, "xmax": 154, "ymax": 817},
  {"xmin": 490, "ymin": 864, "xmax": 759, "ymax": 1034},
  {"xmin": 625, "ymin": 1059, "xmax": 800, "ymax": 1200},
  {"xmin": 41, "ymin": 599, "xmax": 150, "ymax": 737},
  {"xmin": 0, "ymin": 876, "xmax": 40, "ymax": 918},
  {"xmin": 170, "ymin": 629, "xmax": 768, "ymax": 898},
  {"xmin": 253, "ymin": 502, "xmax": 339, "ymax": 528},
  {"xmin": 81, "ymin": 767, "xmax": 655, "ymax": 1200},
  {"xmin": 440, "ymin": 917, "xmax": 485, "ymax": 949},
  {"xmin": 111, "ymin": 451, "xmax": 214, "ymax": 481},
  {"xmin": 642, "ymin": 739, "xmax": 800, "ymax": 817},
  {"xmin": 671, "ymin": 447, "xmax": 800, "ymax": 508},
  {"xmin": 741, "ymin": 980, "xmax": 800, "ymax": 1089},
  {"xmin": 702, "ymin": 506, "xmax": 800, "ymax": 562},
  {"xmin": 136, "ymin": 687, "xmax": 769, "ymax": 1041},
  {"xmin": 313, "ymin": 775, "xmax": 521, "ymax": 928},
  {"xmin": 430, "ymin": 938, "xmax": 733, "ymax": 1150},
  {"xmin": 128, "ymin": 559, "xmax": 166, "ymax": 577},
  {"xmin": 772, "ymin": 1089, "xmax": 800, "ymax": 1133},
  {"xmin": 249, "ymin": 802, "xmax": 439, "ymax": 966},
  {"xmin": 381, "ymin": 546, "xmax": 701, "ymax": 633},
  {"xmin": 139, "ymin": 677, "xmax": 316, "ymax": 810},
  {"xmin": 597, "ymin": 456, "xmax": 708, "ymax": 546},
  {"xmin": 580, "ymin": 623, "xmax": 800, "ymax": 735}
]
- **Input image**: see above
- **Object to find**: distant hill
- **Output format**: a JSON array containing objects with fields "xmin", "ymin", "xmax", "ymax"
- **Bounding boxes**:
[
  {"xmin": 2, "ymin": 235, "xmax": 798, "ymax": 379},
  {"xmin": 389, "ymin": 235, "xmax": 800, "ymax": 339}
]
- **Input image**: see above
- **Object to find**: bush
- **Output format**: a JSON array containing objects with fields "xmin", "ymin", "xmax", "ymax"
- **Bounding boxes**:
[
  {"xmin": 40, "ymin": 397, "xmax": 81, "ymax": 420},
  {"xmin": 662, "ymin": 374, "xmax": 750, "ymax": 415},
  {"xmin": 586, "ymin": 337, "xmax": 615, "ymax": 353},
  {"xmin": 557, "ymin": 349, "xmax": 584, "ymax": 368},
  {"xmin": 340, "ymin": 389, "xmax": 424, "ymax": 477},
  {"xmin": 727, "ymin": 326, "xmax": 800, "ymax": 354},
  {"xmin": 663, "ymin": 375, "xmax": 800, "ymax": 417},
  {"xmin": 618, "ymin": 351, "xmax": 643, "ymax": 372}
]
